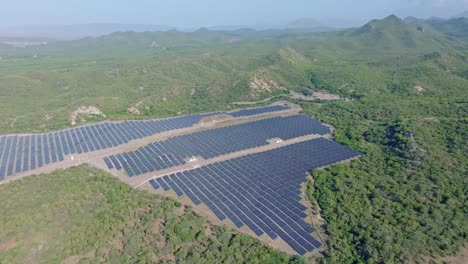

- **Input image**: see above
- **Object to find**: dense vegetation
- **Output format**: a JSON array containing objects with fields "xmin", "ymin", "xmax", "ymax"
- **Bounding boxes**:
[
  {"xmin": 304, "ymin": 101, "xmax": 466, "ymax": 263},
  {"xmin": 0, "ymin": 15, "xmax": 466, "ymax": 263},
  {"xmin": 0, "ymin": 165, "xmax": 303, "ymax": 263},
  {"xmin": 299, "ymin": 17, "xmax": 467, "ymax": 262}
]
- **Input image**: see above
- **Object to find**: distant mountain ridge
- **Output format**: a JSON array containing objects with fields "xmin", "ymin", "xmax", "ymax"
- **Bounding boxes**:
[
  {"xmin": 1, "ymin": 14, "xmax": 465, "ymax": 44},
  {"xmin": 426, "ymin": 17, "xmax": 468, "ymax": 37},
  {"xmin": 286, "ymin": 18, "xmax": 322, "ymax": 29},
  {"xmin": 352, "ymin": 15, "xmax": 405, "ymax": 35},
  {"xmin": 451, "ymin": 11, "xmax": 468, "ymax": 18},
  {"xmin": 0, "ymin": 23, "xmax": 174, "ymax": 40},
  {"xmin": 326, "ymin": 14, "xmax": 457, "ymax": 52},
  {"xmin": 403, "ymin": 15, "xmax": 468, "ymax": 37},
  {"xmin": 0, "ymin": 18, "xmax": 336, "ymax": 40},
  {"xmin": 206, "ymin": 18, "xmax": 333, "ymax": 32}
]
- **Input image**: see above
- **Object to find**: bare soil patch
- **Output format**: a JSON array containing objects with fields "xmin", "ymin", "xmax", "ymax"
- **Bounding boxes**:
[
  {"xmin": 200, "ymin": 114, "xmax": 232, "ymax": 123},
  {"xmin": 43, "ymin": 113, "xmax": 54, "ymax": 121},
  {"xmin": 150, "ymin": 41, "xmax": 160, "ymax": 48},
  {"xmin": 69, "ymin": 106, "xmax": 106, "ymax": 126},
  {"xmin": 62, "ymin": 250, "xmax": 95, "ymax": 264},
  {"xmin": 249, "ymin": 76, "xmax": 280, "ymax": 96},
  {"xmin": 411, "ymin": 244, "xmax": 468, "ymax": 264},
  {"xmin": 435, "ymin": 245, "xmax": 468, "ymax": 264},
  {"xmin": 232, "ymin": 96, "xmax": 276, "ymax": 105},
  {"xmin": 415, "ymin": 85, "xmax": 425, "ymax": 92},
  {"xmin": 289, "ymin": 91, "xmax": 343, "ymax": 101},
  {"xmin": 312, "ymin": 91, "xmax": 342, "ymax": 100},
  {"xmin": 127, "ymin": 101, "xmax": 145, "ymax": 115},
  {"xmin": 0, "ymin": 237, "xmax": 17, "ymax": 252}
]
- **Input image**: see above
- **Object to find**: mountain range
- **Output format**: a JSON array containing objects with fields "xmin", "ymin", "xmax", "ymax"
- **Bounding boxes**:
[
  {"xmin": 0, "ymin": 23, "xmax": 174, "ymax": 40},
  {"xmin": 452, "ymin": 10, "xmax": 468, "ymax": 18},
  {"xmin": 1, "ymin": 14, "xmax": 467, "ymax": 48},
  {"xmin": 0, "ymin": 17, "xmax": 359, "ymax": 40}
]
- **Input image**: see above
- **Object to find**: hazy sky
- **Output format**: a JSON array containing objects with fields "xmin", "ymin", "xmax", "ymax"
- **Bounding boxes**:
[{"xmin": 1, "ymin": 0, "xmax": 467, "ymax": 27}]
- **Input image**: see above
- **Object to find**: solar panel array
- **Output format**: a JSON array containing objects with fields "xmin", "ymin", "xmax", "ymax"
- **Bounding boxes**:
[
  {"xmin": 104, "ymin": 115, "xmax": 330, "ymax": 177},
  {"xmin": 148, "ymin": 138, "xmax": 360, "ymax": 255},
  {"xmin": 0, "ymin": 103, "xmax": 361, "ymax": 255},
  {"xmin": 228, "ymin": 105, "xmax": 289, "ymax": 117},
  {"xmin": 0, "ymin": 105, "xmax": 291, "ymax": 181}
]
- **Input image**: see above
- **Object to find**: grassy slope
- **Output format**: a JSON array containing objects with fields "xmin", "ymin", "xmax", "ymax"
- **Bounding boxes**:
[
  {"xmin": 0, "ymin": 165, "xmax": 303, "ymax": 263},
  {"xmin": 425, "ymin": 17, "xmax": 468, "ymax": 37},
  {"xmin": 0, "ymin": 32, "xmax": 289, "ymax": 133}
]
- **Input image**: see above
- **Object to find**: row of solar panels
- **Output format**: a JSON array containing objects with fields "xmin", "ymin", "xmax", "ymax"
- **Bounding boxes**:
[
  {"xmin": 0, "ymin": 105, "xmax": 290, "ymax": 180},
  {"xmin": 228, "ymin": 105, "xmax": 288, "ymax": 117},
  {"xmin": 148, "ymin": 138, "xmax": 361, "ymax": 255},
  {"xmin": 104, "ymin": 115, "xmax": 331, "ymax": 177}
]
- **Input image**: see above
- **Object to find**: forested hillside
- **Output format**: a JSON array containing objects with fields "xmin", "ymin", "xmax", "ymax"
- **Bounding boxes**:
[{"xmin": 297, "ymin": 16, "xmax": 467, "ymax": 263}]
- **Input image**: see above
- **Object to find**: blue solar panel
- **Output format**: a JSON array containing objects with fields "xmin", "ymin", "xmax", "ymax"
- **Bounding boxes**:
[
  {"xmin": 36, "ymin": 135, "xmax": 43, "ymax": 168},
  {"xmin": 0, "ymin": 137, "xmax": 7, "ymax": 179},
  {"xmin": 64, "ymin": 130, "xmax": 75, "ymax": 154},
  {"xmin": 228, "ymin": 105, "xmax": 289, "ymax": 117},
  {"xmin": 156, "ymin": 177, "xmax": 170, "ymax": 191},
  {"xmin": 109, "ymin": 155, "xmax": 121, "ymax": 170},
  {"xmin": 0, "ymin": 105, "xmax": 297, "ymax": 181},
  {"xmin": 107, "ymin": 115, "xmax": 330, "ymax": 177},
  {"xmin": 30, "ymin": 135, "xmax": 36, "ymax": 170},
  {"xmin": 48, "ymin": 134, "xmax": 57, "ymax": 163},
  {"xmin": 15, "ymin": 137, "xmax": 24, "ymax": 173},
  {"xmin": 84, "ymin": 126, "xmax": 98, "ymax": 151},
  {"xmin": 115, "ymin": 154, "xmax": 132, "ymax": 176},
  {"xmin": 98, "ymin": 124, "xmax": 114, "ymax": 146},
  {"xmin": 58, "ymin": 131, "xmax": 68, "ymax": 156},
  {"xmin": 0, "ymin": 137, "xmax": 5, "ymax": 155},
  {"xmin": 6, "ymin": 136, "xmax": 18, "ymax": 176},
  {"xmin": 147, "ymin": 138, "xmax": 360, "ymax": 255},
  {"xmin": 43, "ymin": 134, "xmax": 50, "ymax": 165},
  {"xmin": 92, "ymin": 125, "xmax": 109, "ymax": 148},
  {"xmin": 114, "ymin": 123, "xmax": 130, "ymax": 143},
  {"xmin": 23, "ymin": 136, "xmax": 30, "ymax": 171},
  {"xmin": 70, "ymin": 129, "xmax": 81, "ymax": 154},
  {"xmin": 103, "ymin": 157, "xmax": 113, "ymax": 169},
  {"xmin": 149, "ymin": 179, "xmax": 160, "ymax": 190},
  {"xmin": 77, "ymin": 127, "xmax": 90, "ymax": 153}
]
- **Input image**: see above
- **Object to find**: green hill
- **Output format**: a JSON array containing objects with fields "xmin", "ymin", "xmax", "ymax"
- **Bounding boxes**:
[
  {"xmin": 344, "ymin": 15, "xmax": 448, "ymax": 51},
  {"xmin": 426, "ymin": 17, "xmax": 468, "ymax": 37},
  {"xmin": 452, "ymin": 10, "xmax": 468, "ymax": 18}
]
